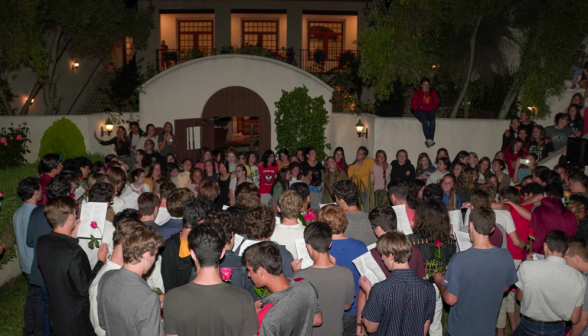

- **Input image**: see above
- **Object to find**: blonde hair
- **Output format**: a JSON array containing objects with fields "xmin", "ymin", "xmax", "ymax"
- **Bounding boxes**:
[
  {"xmin": 318, "ymin": 204, "xmax": 348, "ymax": 234},
  {"xmin": 197, "ymin": 180, "xmax": 219, "ymax": 202},
  {"xmin": 278, "ymin": 190, "xmax": 303, "ymax": 219}
]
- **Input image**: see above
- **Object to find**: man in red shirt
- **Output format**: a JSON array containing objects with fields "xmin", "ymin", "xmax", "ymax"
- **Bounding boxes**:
[
  {"xmin": 388, "ymin": 179, "xmax": 416, "ymax": 226},
  {"xmin": 410, "ymin": 77, "xmax": 439, "ymax": 148}
]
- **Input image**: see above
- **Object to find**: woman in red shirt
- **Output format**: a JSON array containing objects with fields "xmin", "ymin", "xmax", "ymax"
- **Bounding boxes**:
[
  {"xmin": 258, "ymin": 150, "xmax": 279, "ymax": 206},
  {"xmin": 411, "ymin": 77, "xmax": 439, "ymax": 148},
  {"xmin": 504, "ymin": 138, "xmax": 526, "ymax": 177}
]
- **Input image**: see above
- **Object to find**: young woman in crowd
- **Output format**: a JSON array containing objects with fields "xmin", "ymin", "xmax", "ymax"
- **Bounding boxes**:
[
  {"xmin": 158, "ymin": 121, "xmax": 175, "ymax": 157},
  {"xmin": 163, "ymin": 163, "xmax": 180, "ymax": 187},
  {"xmin": 211, "ymin": 150, "xmax": 221, "ymax": 163},
  {"xmin": 492, "ymin": 159, "xmax": 511, "ymax": 192},
  {"xmin": 196, "ymin": 147, "xmax": 216, "ymax": 171},
  {"xmin": 300, "ymin": 147, "xmax": 324, "ymax": 176},
  {"xmin": 568, "ymin": 104, "xmax": 584, "ymax": 137},
  {"xmin": 246, "ymin": 151, "xmax": 260, "ymax": 187},
  {"xmin": 142, "ymin": 139, "xmax": 162, "ymax": 167},
  {"xmin": 234, "ymin": 164, "xmax": 251, "ymax": 187},
  {"xmin": 277, "ymin": 149, "xmax": 290, "ymax": 170},
  {"xmin": 309, "ymin": 170, "xmax": 324, "ymax": 213},
  {"xmin": 94, "ymin": 126, "xmax": 131, "ymax": 167},
  {"xmin": 488, "ymin": 174, "xmax": 499, "ymax": 190},
  {"xmin": 322, "ymin": 156, "xmax": 347, "ymax": 203},
  {"xmin": 288, "ymin": 162, "xmax": 303, "ymax": 185},
  {"xmin": 390, "ymin": 149, "xmax": 415, "ymax": 182},
  {"xmin": 258, "ymin": 150, "xmax": 279, "ymax": 206},
  {"xmin": 176, "ymin": 159, "xmax": 192, "ymax": 187},
  {"xmin": 187, "ymin": 168, "xmax": 204, "ymax": 197},
  {"xmin": 518, "ymin": 110, "xmax": 536, "ymax": 139},
  {"xmin": 512, "ymin": 153, "xmax": 538, "ymax": 185},
  {"xmin": 290, "ymin": 155, "xmax": 299, "ymax": 163},
  {"xmin": 449, "ymin": 151, "xmax": 469, "ymax": 173},
  {"xmin": 128, "ymin": 122, "xmax": 143, "ymax": 165},
  {"xmin": 504, "ymin": 138, "xmax": 526, "ymax": 177},
  {"xmin": 476, "ymin": 157, "xmax": 492, "ymax": 183},
  {"xmin": 415, "ymin": 152, "xmax": 436, "ymax": 182},
  {"xmin": 502, "ymin": 118, "xmax": 520, "ymax": 151},
  {"xmin": 468, "ymin": 152, "xmax": 478, "ymax": 169},
  {"xmin": 270, "ymin": 167, "xmax": 291, "ymax": 215},
  {"xmin": 127, "ymin": 168, "xmax": 150, "ymax": 194},
  {"xmin": 204, "ymin": 160, "xmax": 218, "ymax": 182},
  {"xmin": 348, "ymin": 146, "xmax": 374, "ymax": 200},
  {"xmin": 144, "ymin": 162, "xmax": 161, "ymax": 191},
  {"xmin": 411, "ymin": 77, "xmax": 439, "ymax": 147},
  {"xmin": 133, "ymin": 149, "xmax": 145, "ymax": 170},
  {"xmin": 226, "ymin": 149, "xmax": 238, "ymax": 172},
  {"xmin": 527, "ymin": 125, "xmax": 554, "ymax": 162},
  {"xmin": 408, "ymin": 179, "xmax": 426, "ymax": 209},
  {"xmin": 440, "ymin": 174, "xmax": 461, "ymax": 210},
  {"xmin": 136, "ymin": 124, "xmax": 158, "ymax": 151},
  {"xmin": 436, "ymin": 148, "xmax": 449, "ymax": 160},
  {"xmin": 296, "ymin": 148, "xmax": 306, "ymax": 162},
  {"xmin": 456, "ymin": 167, "xmax": 476, "ymax": 203},
  {"xmin": 492, "ymin": 152, "xmax": 509, "ymax": 175},
  {"xmin": 545, "ymin": 112, "xmax": 574, "ymax": 152},
  {"xmin": 216, "ymin": 160, "xmax": 234, "ymax": 208},
  {"xmin": 165, "ymin": 154, "xmax": 176, "ymax": 164},
  {"xmin": 565, "ymin": 93, "xmax": 584, "ymax": 114},
  {"xmin": 106, "ymin": 167, "xmax": 127, "ymax": 213},
  {"xmin": 452, "ymin": 163, "xmax": 465, "ymax": 178},
  {"xmin": 372, "ymin": 150, "xmax": 392, "ymax": 201},
  {"xmin": 333, "ymin": 147, "xmax": 349, "ymax": 174}
]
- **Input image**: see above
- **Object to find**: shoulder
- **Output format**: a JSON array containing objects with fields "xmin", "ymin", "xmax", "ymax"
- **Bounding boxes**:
[{"xmin": 345, "ymin": 237, "xmax": 368, "ymax": 249}]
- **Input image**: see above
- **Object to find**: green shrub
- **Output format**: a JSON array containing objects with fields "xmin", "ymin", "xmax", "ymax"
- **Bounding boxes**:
[
  {"xmin": 39, "ymin": 118, "xmax": 86, "ymax": 159},
  {"xmin": 0, "ymin": 122, "xmax": 31, "ymax": 170}
]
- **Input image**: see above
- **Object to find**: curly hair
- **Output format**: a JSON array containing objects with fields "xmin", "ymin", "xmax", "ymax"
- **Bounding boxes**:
[
  {"xmin": 317, "ymin": 204, "xmax": 348, "ymax": 234},
  {"xmin": 456, "ymin": 167, "xmax": 476, "ymax": 192},
  {"xmin": 207, "ymin": 211, "xmax": 234, "ymax": 245},
  {"xmin": 122, "ymin": 224, "xmax": 164, "ymax": 265},
  {"xmin": 243, "ymin": 206, "xmax": 275, "ymax": 239},
  {"xmin": 226, "ymin": 205, "xmax": 248, "ymax": 235},
  {"xmin": 413, "ymin": 199, "xmax": 451, "ymax": 242}
]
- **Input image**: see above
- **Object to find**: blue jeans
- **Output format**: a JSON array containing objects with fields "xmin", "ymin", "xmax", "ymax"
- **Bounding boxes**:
[
  {"xmin": 40, "ymin": 287, "xmax": 52, "ymax": 336},
  {"xmin": 414, "ymin": 109, "xmax": 436, "ymax": 141},
  {"xmin": 512, "ymin": 317, "xmax": 565, "ymax": 336},
  {"xmin": 23, "ymin": 273, "xmax": 43, "ymax": 336}
]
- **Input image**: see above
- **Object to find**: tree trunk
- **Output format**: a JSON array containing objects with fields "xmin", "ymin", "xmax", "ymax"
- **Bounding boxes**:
[
  {"xmin": 18, "ymin": 82, "xmax": 42, "ymax": 115},
  {"xmin": 463, "ymin": 93, "xmax": 470, "ymax": 119},
  {"xmin": 0, "ymin": 79, "xmax": 13, "ymax": 115},
  {"xmin": 450, "ymin": 15, "xmax": 483, "ymax": 118},
  {"xmin": 498, "ymin": 78, "xmax": 520, "ymax": 119}
]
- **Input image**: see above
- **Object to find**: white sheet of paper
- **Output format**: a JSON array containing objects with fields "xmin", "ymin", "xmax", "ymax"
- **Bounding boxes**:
[
  {"xmin": 77, "ymin": 202, "xmax": 108, "ymax": 239},
  {"xmin": 319, "ymin": 203, "xmax": 336, "ymax": 209},
  {"xmin": 238, "ymin": 239, "xmax": 262, "ymax": 256},
  {"xmin": 533, "ymin": 254, "xmax": 545, "ymax": 261},
  {"xmin": 391, "ymin": 205, "xmax": 413, "ymax": 235},
  {"xmin": 367, "ymin": 243, "xmax": 377, "ymax": 251},
  {"xmin": 353, "ymin": 251, "xmax": 387, "ymax": 285},
  {"xmin": 448, "ymin": 210, "xmax": 464, "ymax": 234},
  {"xmin": 222, "ymin": 205, "xmax": 229, "ymax": 210},
  {"xmin": 232, "ymin": 234, "xmax": 245, "ymax": 252},
  {"xmin": 295, "ymin": 239, "xmax": 314, "ymax": 269},
  {"xmin": 454, "ymin": 230, "xmax": 472, "ymax": 252}
]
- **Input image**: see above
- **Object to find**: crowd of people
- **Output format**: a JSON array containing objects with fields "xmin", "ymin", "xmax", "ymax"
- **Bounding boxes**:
[{"xmin": 9, "ymin": 104, "xmax": 588, "ymax": 336}]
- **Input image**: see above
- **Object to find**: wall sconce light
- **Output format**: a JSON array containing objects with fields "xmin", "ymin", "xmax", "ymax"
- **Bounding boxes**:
[
  {"xmin": 30, "ymin": 98, "xmax": 34, "ymax": 105},
  {"xmin": 356, "ymin": 119, "xmax": 368, "ymax": 139},
  {"xmin": 101, "ymin": 118, "xmax": 114, "ymax": 137},
  {"xmin": 72, "ymin": 61, "xmax": 80, "ymax": 70}
]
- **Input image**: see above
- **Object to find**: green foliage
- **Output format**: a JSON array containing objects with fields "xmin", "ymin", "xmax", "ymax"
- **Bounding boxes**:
[
  {"xmin": 274, "ymin": 86, "xmax": 331, "ymax": 162},
  {"xmin": 108, "ymin": 57, "xmax": 155, "ymax": 112},
  {"xmin": 467, "ymin": 70, "xmax": 518, "ymax": 117},
  {"xmin": 39, "ymin": 118, "xmax": 86, "ymax": 159},
  {"xmin": 0, "ymin": 276, "xmax": 28, "ymax": 334},
  {"xmin": 227, "ymin": 45, "xmax": 298, "ymax": 66},
  {"xmin": 0, "ymin": 122, "xmax": 31, "ymax": 169}
]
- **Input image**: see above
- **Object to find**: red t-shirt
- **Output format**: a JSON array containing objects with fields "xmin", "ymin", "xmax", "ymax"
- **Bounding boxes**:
[
  {"xmin": 371, "ymin": 245, "xmax": 426, "ymax": 278},
  {"xmin": 258, "ymin": 163, "xmax": 279, "ymax": 194},
  {"xmin": 406, "ymin": 209, "xmax": 416, "ymax": 228},
  {"xmin": 505, "ymin": 204, "xmax": 530, "ymax": 260}
]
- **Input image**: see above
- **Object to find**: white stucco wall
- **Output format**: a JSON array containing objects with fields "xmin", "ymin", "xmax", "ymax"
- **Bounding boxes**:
[{"xmin": 140, "ymin": 54, "xmax": 334, "ymax": 151}]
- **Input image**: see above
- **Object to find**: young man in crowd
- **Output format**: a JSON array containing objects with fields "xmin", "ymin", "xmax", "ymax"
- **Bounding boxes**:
[
  {"xmin": 388, "ymin": 178, "xmax": 416, "ymax": 225},
  {"xmin": 272, "ymin": 190, "xmax": 305, "ymax": 258},
  {"xmin": 37, "ymin": 153, "xmax": 64, "ymax": 205},
  {"xmin": 564, "ymin": 237, "xmax": 588, "ymax": 336},
  {"xmin": 333, "ymin": 180, "xmax": 376, "ymax": 246},
  {"xmin": 164, "ymin": 223, "xmax": 258, "ymax": 336},
  {"xmin": 514, "ymin": 231, "xmax": 586, "ymax": 336},
  {"xmin": 242, "ymin": 241, "xmax": 322, "ymax": 335},
  {"xmin": 361, "ymin": 232, "xmax": 436, "ymax": 335},
  {"xmin": 162, "ymin": 197, "xmax": 215, "ymax": 292},
  {"xmin": 530, "ymin": 184, "xmax": 577, "ymax": 254},
  {"xmin": 138, "ymin": 192, "xmax": 160, "ymax": 228},
  {"xmin": 37, "ymin": 196, "xmax": 108, "ymax": 336},
  {"xmin": 570, "ymin": 195, "xmax": 588, "ymax": 243},
  {"xmin": 80, "ymin": 182, "xmax": 117, "ymax": 268},
  {"xmin": 570, "ymin": 172, "xmax": 588, "ymax": 199},
  {"xmin": 89, "ymin": 219, "xmax": 141, "ymax": 336},
  {"xmin": 292, "ymin": 222, "xmax": 355, "ymax": 336},
  {"xmin": 14, "ymin": 177, "xmax": 42, "ymax": 336},
  {"xmin": 435, "ymin": 207, "xmax": 518, "ymax": 336},
  {"xmin": 155, "ymin": 188, "xmax": 193, "ymax": 240},
  {"xmin": 97, "ymin": 223, "xmax": 164, "ymax": 336},
  {"xmin": 290, "ymin": 182, "xmax": 312, "ymax": 214},
  {"xmin": 154, "ymin": 181, "xmax": 177, "ymax": 225}
]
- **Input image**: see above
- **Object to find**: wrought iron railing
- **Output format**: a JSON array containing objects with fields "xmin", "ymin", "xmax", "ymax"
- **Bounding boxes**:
[{"xmin": 299, "ymin": 49, "xmax": 358, "ymax": 73}]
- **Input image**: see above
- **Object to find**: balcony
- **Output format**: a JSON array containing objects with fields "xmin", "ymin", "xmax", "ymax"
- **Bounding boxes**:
[{"xmin": 155, "ymin": 48, "xmax": 357, "ymax": 74}]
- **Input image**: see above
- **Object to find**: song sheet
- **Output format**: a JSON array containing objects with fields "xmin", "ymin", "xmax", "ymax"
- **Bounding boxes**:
[
  {"xmin": 391, "ymin": 205, "xmax": 413, "ymax": 235},
  {"xmin": 238, "ymin": 239, "xmax": 262, "ymax": 256},
  {"xmin": 454, "ymin": 230, "xmax": 472, "ymax": 252},
  {"xmin": 352, "ymin": 247, "xmax": 387, "ymax": 285},
  {"xmin": 77, "ymin": 202, "xmax": 108, "ymax": 239},
  {"xmin": 295, "ymin": 239, "xmax": 314, "ymax": 269},
  {"xmin": 448, "ymin": 210, "xmax": 464, "ymax": 234},
  {"xmin": 232, "ymin": 234, "xmax": 245, "ymax": 252}
]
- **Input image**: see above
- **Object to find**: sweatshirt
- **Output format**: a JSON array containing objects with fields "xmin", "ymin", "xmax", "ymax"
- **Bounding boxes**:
[
  {"xmin": 410, "ymin": 89, "xmax": 439, "ymax": 112},
  {"xmin": 530, "ymin": 197, "xmax": 577, "ymax": 254},
  {"xmin": 390, "ymin": 159, "xmax": 416, "ymax": 182}
]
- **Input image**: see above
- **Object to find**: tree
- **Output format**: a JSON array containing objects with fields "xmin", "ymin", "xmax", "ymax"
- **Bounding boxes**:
[{"xmin": 0, "ymin": 0, "xmax": 153, "ymax": 115}]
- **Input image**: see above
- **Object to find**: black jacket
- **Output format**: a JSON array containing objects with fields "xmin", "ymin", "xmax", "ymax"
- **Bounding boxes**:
[
  {"xmin": 390, "ymin": 159, "xmax": 416, "ymax": 182},
  {"xmin": 161, "ymin": 232, "xmax": 194, "ymax": 293},
  {"xmin": 36, "ymin": 231, "xmax": 103, "ymax": 336}
]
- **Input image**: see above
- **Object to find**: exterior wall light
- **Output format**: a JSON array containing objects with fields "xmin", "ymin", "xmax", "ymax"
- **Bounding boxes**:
[
  {"xmin": 72, "ymin": 61, "xmax": 80, "ymax": 70},
  {"xmin": 101, "ymin": 118, "xmax": 114, "ymax": 137},
  {"xmin": 356, "ymin": 119, "xmax": 368, "ymax": 138}
]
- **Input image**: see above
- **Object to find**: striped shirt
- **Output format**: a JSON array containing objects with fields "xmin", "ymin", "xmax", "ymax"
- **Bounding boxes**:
[{"xmin": 363, "ymin": 269, "xmax": 436, "ymax": 336}]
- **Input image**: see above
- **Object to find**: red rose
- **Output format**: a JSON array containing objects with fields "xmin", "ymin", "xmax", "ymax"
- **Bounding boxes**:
[
  {"xmin": 435, "ymin": 240, "xmax": 442, "ymax": 248},
  {"xmin": 528, "ymin": 229, "xmax": 535, "ymax": 237},
  {"xmin": 23, "ymin": 121, "xmax": 27, "ymax": 125},
  {"xmin": 15, "ymin": 135, "xmax": 22, "ymax": 140}
]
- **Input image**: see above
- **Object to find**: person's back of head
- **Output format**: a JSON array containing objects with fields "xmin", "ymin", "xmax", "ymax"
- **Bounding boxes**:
[
  {"xmin": 158, "ymin": 181, "xmax": 177, "ymax": 201},
  {"xmin": 197, "ymin": 180, "xmax": 219, "ymax": 202},
  {"xmin": 38, "ymin": 153, "xmax": 62, "ymax": 175},
  {"xmin": 566, "ymin": 237, "xmax": 588, "ymax": 268},
  {"xmin": 207, "ymin": 212, "xmax": 234, "ymax": 247},
  {"xmin": 166, "ymin": 188, "xmax": 193, "ymax": 218},
  {"xmin": 106, "ymin": 166, "xmax": 127, "ymax": 193},
  {"xmin": 499, "ymin": 187, "xmax": 521, "ymax": 204},
  {"xmin": 138, "ymin": 192, "xmax": 160, "ymax": 217},
  {"xmin": 388, "ymin": 178, "xmax": 409, "ymax": 204},
  {"xmin": 88, "ymin": 182, "xmax": 114, "ymax": 203},
  {"xmin": 290, "ymin": 182, "xmax": 310, "ymax": 203},
  {"xmin": 304, "ymin": 221, "xmax": 332, "ymax": 254},
  {"xmin": 244, "ymin": 206, "xmax": 275, "ymax": 239},
  {"xmin": 18, "ymin": 177, "xmax": 41, "ymax": 202},
  {"xmin": 408, "ymin": 179, "xmax": 426, "ymax": 209},
  {"xmin": 317, "ymin": 204, "xmax": 348, "ymax": 235},
  {"xmin": 422, "ymin": 184, "xmax": 443, "ymax": 203},
  {"xmin": 188, "ymin": 222, "xmax": 226, "ymax": 268},
  {"xmin": 75, "ymin": 157, "xmax": 92, "ymax": 171},
  {"xmin": 376, "ymin": 231, "xmax": 412, "ymax": 263},
  {"xmin": 58, "ymin": 170, "xmax": 79, "ymax": 193},
  {"xmin": 242, "ymin": 241, "xmax": 283, "ymax": 279},
  {"xmin": 332, "ymin": 180, "xmax": 358, "ymax": 207},
  {"xmin": 104, "ymin": 154, "xmax": 117, "ymax": 165},
  {"xmin": 91, "ymin": 161, "xmax": 105, "ymax": 175},
  {"xmin": 46, "ymin": 175, "xmax": 72, "ymax": 200},
  {"xmin": 113, "ymin": 209, "xmax": 140, "ymax": 228},
  {"xmin": 471, "ymin": 189, "xmax": 492, "ymax": 209},
  {"xmin": 44, "ymin": 196, "xmax": 76, "ymax": 229},
  {"xmin": 278, "ymin": 190, "xmax": 303, "ymax": 219},
  {"xmin": 414, "ymin": 199, "xmax": 450, "ymax": 242},
  {"xmin": 121, "ymin": 224, "xmax": 164, "ymax": 266},
  {"xmin": 570, "ymin": 172, "xmax": 588, "ymax": 191},
  {"xmin": 112, "ymin": 219, "xmax": 142, "ymax": 248},
  {"xmin": 226, "ymin": 205, "xmax": 248, "ymax": 235},
  {"xmin": 521, "ymin": 182, "xmax": 544, "ymax": 199},
  {"xmin": 235, "ymin": 182, "xmax": 258, "ymax": 198},
  {"xmin": 183, "ymin": 197, "xmax": 215, "ymax": 229},
  {"xmin": 539, "ymin": 169, "xmax": 562, "ymax": 187},
  {"xmin": 469, "ymin": 207, "xmax": 496, "ymax": 236},
  {"xmin": 368, "ymin": 205, "xmax": 397, "ymax": 233},
  {"xmin": 544, "ymin": 230, "xmax": 569, "ymax": 255},
  {"xmin": 544, "ymin": 183, "xmax": 564, "ymax": 199},
  {"xmin": 235, "ymin": 192, "xmax": 260, "ymax": 208},
  {"xmin": 62, "ymin": 158, "xmax": 80, "ymax": 172}
]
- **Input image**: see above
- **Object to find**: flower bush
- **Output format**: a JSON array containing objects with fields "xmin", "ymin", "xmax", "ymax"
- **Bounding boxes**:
[{"xmin": 0, "ymin": 122, "xmax": 31, "ymax": 170}]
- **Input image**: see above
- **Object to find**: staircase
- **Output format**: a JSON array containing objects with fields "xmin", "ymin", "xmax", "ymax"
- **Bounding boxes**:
[{"xmin": 80, "ymin": 70, "xmax": 117, "ymax": 115}]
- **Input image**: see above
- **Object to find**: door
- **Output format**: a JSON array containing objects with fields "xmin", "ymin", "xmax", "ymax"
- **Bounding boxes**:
[{"xmin": 174, "ymin": 118, "xmax": 214, "ymax": 162}]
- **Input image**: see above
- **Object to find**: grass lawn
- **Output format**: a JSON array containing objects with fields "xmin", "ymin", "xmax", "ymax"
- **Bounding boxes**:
[{"xmin": 0, "ymin": 274, "xmax": 27, "ymax": 336}]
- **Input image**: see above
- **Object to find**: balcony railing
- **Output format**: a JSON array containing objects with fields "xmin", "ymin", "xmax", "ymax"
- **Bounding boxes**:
[{"xmin": 155, "ymin": 48, "xmax": 357, "ymax": 74}]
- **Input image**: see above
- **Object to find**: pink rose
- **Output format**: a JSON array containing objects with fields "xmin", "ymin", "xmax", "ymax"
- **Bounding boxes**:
[
  {"xmin": 0, "ymin": 191, "xmax": 4, "ymax": 197},
  {"xmin": 91, "ymin": 221, "xmax": 98, "ymax": 229},
  {"xmin": 220, "ymin": 267, "xmax": 232, "ymax": 281},
  {"xmin": 16, "ymin": 135, "xmax": 22, "ymax": 140},
  {"xmin": 0, "ymin": 137, "xmax": 6, "ymax": 144},
  {"xmin": 23, "ymin": 121, "xmax": 27, "ymax": 125},
  {"xmin": 9, "ymin": 137, "xmax": 13, "ymax": 140},
  {"xmin": 16, "ymin": 128, "xmax": 20, "ymax": 131}
]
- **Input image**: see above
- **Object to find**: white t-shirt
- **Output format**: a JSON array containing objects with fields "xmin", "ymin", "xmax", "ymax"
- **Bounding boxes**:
[
  {"xmin": 155, "ymin": 207, "xmax": 171, "ymax": 226},
  {"xmin": 270, "ymin": 220, "xmax": 305, "ymax": 259},
  {"xmin": 89, "ymin": 260, "xmax": 121, "ymax": 336}
]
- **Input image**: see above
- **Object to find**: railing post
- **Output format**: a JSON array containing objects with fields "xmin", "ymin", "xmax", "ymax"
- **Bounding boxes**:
[{"xmin": 155, "ymin": 49, "xmax": 160, "ymax": 73}]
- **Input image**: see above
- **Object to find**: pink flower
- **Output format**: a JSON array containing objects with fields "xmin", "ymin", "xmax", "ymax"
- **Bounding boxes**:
[
  {"xmin": 0, "ymin": 191, "xmax": 4, "ymax": 197},
  {"xmin": 91, "ymin": 221, "xmax": 98, "ymax": 229},
  {"xmin": 16, "ymin": 128, "xmax": 20, "ymax": 131},
  {"xmin": 23, "ymin": 121, "xmax": 27, "ymax": 125},
  {"xmin": 220, "ymin": 267, "xmax": 232, "ymax": 281},
  {"xmin": 15, "ymin": 135, "xmax": 22, "ymax": 140},
  {"xmin": 9, "ymin": 137, "xmax": 13, "ymax": 140},
  {"xmin": 0, "ymin": 137, "xmax": 6, "ymax": 144},
  {"xmin": 435, "ymin": 240, "xmax": 442, "ymax": 248}
]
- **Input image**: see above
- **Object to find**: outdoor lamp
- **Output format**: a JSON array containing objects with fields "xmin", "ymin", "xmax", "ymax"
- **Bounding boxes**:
[
  {"xmin": 356, "ymin": 119, "xmax": 368, "ymax": 139},
  {"xmin": 101, "ymin": 118, "xmax": 114, "ymax": 137},
  {"xmin": 72, "ymin": 61, "xmax": 80, "ymax": 70}
]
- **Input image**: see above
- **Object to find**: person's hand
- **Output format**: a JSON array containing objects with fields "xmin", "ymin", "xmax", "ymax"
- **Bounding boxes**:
[
  {"xmin": 434, "ymin": 273, "xmax": 444, "ymax": 287},
  {"xmin": 515, "ymin": 159, "xmax": 521, "ymax": 168},
  {"xmin": 359, "ymin": 276, "xmax": 372, "ymax": 294},
  {"xmin": 329, "ymin": 254, "xmax": 337, "ymax": 264},
  {"xmin": 526, "ymin": 253, "xmax": 535, "ymax": 261},
  {"xmin": 254, "ymin": 300, "xmax": 263, "ymax": 313},
  {"xmin": 97, "ymin": 243, "xmax": 109, "ymax": 263},
  {"xmin": 158, "ymin": 294, "xmax": 165, "ymax": 302},
  {"xmin": 356, "ymin": 325, "xmax": 366, "ymax": 336},
  {"xmin": 228, "ymin": 189, "xmax": 235, "ymax": 200},
  {"xmin": 461, "ymin": 202, "xmax": 471, "ymax": 209},
  {"xmin": 291, "ymin": 258, "xmax": 303, "ymax": 272},
  {"xmin": 71, "ymin": 219, "xmax": 82, "ymax": 238}
]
